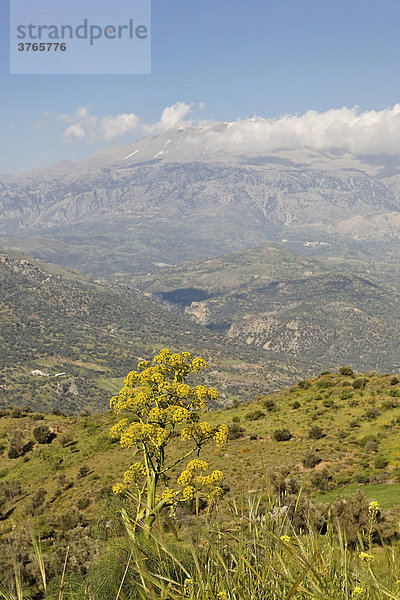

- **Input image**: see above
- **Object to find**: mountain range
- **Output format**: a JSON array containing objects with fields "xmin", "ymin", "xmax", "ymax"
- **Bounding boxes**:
[{"xmin": 2, "ymin": 123, "xmax": 400, "ymax": 280}]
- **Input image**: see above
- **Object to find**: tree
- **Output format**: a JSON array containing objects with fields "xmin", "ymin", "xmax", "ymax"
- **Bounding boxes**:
[{"xmin": 110, "ymin": 348, "xmax": 228, "ymax": 535}]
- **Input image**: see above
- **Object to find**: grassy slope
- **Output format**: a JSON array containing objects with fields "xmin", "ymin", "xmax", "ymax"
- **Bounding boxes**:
[
  {"xmin": 2, "ymin": 369, "xmax": 400, "ymax": 538},
  {"xmin": 0, "ymin": 250, "xmax": 306, "ymax": 412}
]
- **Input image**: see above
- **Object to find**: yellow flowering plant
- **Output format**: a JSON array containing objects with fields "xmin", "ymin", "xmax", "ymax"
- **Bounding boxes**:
[{"xmin": 110, "ymin": 348, "xmax": 228, "ymax": 534}]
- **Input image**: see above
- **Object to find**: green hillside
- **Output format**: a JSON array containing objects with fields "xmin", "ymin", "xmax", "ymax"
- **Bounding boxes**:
[
  {"xmin": 128, "ymin": 244, "xmax": 400, "ymax": 373},
  {"xmin": 0, "ymin": 251, "xmax": 307, "ymax": 412},
  {"xmin": 2, "ymin": 367, "xmax": 400, "ymax": 597},
  {"xmin": 2, "ymin": 368, "xmax": 400, "ymax": 532}
]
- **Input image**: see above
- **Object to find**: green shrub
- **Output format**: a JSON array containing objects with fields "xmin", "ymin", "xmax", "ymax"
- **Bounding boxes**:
[
  {"xmin": 291, "ymin": 400, "xmax": 300, "ymax": 409},
  {"xmin": 308, "ymin": 425, "xmax": 324, "ymax": 440},
  {"xmin": 228, "ymin": 424, "xmax": 246, "ymax": 440},
  {"xmin": 273, "ymin": 428, "xmax": 292, "ymax": 442},
  {"xmin": 302, "ymin": 452, "xmax": 321, "ymax": 468},
  {"xmin": 262, "ymin": 399, "xmax": 276, "ymax": 411},
  {"xmin": 353, "ymin": 378, "xmax": 368, "ymax": 389},
  {"xmin": 374, "ymin": 456, "xmax": 388, "ymax": 469},
  {"xmin": 245, "ymin": 410, "xmax": 265, "ymax": 421},
  {"xmin": 339, "ymin": 366, "xmax": 354, "ymax": 376},
  {"xmin": 322, "ymin": 398, "xmax": 334, "ymax": 408},
  {"xmin": 298, "ymin": 380, "xmax": 311, "ymax": 389},
  {"xmin": 33, "ymin": 424, "xmax": 54, "ymax": 444}
]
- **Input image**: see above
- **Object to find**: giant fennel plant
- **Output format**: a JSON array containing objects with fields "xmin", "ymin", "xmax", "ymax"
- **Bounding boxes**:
[{"xmin": 110, "ymin": 348, "xmax": 228, "ymax": 534}]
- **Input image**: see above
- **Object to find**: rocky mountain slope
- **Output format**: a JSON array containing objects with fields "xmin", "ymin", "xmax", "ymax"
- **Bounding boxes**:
[
  {"xmin": 129, "ymin": 244, "xmax": 400, "ymax": 373},
  {"xmin": 2, "ymin": 124, "xmax": 400, "ymax": 277}
]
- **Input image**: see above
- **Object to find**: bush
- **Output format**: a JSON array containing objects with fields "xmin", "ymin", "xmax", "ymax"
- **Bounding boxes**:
[
  {"xmin": 339, "ymin": 366, "xmax": 354, "ymax": 376},
  {"xmin": 353, "ymin": 378, "xmax": 368, "ymax": 389},
  {"xmin": 33, "ymin": 425, "xmax": 54, "ymax": 444},
  {"xmin": 232, "ymin": 416, "xmax": 240, "ymax": 423},
  {"xmin": 298, "ymin": 380, "xmax": 311, "ymax": 389},
  {"xmin": 310, "ymin": 468, "xmax": 331, "ymax": 490},
  {"xmin": 374, "ymin": 456, "xmax": 388, "ymax": 469},
  {"xmin": 77, "ymin": 465, "xmax": 90, "ymax": 479},
  {"xmin": 245, "ymin": 410, "xmax": 265, "ymax": 421},
  {"xmin": 322, "ymin": 398, "xmax": 334, "ymax": 408},
  {"xmin": 262, "ymin": 399, "xmax": 276, "ymax": 412},
  {"xmin": 273, "ymin": 428, "xmax": 292, "ymax": 442},
  {"xmin": 228, "ymin": 424, "xmax": 246, "ymax": 440},
  {"xmin": 390, "ymin": 376, "xmax": 399, "ymax": 385},
  {"xmin": 317, "ymin": 379, "xmax": 334, "ymax": 389},
  {"xmin": 302, "ymin": 452, "xmax": 321, "ymax": 468},
  {"xmin": 308, "ymin": 425, "xmax": 324, "ymax": 440},
  {"xmin": 364, "ymin": 408, "xmax": 381, "ymax": 421},
  {"xmin": 291, "ymin": 400, "xmax": 300, "ymax": 409}
]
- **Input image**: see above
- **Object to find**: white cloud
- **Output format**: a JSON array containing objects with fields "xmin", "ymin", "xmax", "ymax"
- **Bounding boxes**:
[
  {"xmin": 203, "ymin": 104, "xmax": 400, "ymax": 156},
  {"xmin": 60, "ymin": 102, "xmax": 200, "ymax": 142},
  {"xmin": 53, "ymin": 102, "xmax": 400, "ymax": 156}
]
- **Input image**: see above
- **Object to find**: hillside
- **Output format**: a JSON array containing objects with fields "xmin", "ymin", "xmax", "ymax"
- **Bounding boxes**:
[
  {"xmin": 128, "ymin": 244, "xmax": 400, "ymax": 373},
  {"xmin": 0, "ymin": 251, "xmax": 307, "ymax": 412},
  {"xmin": 2, "ymin": 369, "xmax": 400, "ymax": 539}
]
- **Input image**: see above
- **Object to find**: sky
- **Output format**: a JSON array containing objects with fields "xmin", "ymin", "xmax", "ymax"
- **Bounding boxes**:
[{"xmin": 1, "ymin": 0, "xmax": 400, "ymax": 173}]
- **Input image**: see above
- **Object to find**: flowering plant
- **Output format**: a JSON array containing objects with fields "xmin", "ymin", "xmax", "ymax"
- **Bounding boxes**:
[{"xmin": 110, "ymin": 348, "xmax": 228, "ymax": 534}]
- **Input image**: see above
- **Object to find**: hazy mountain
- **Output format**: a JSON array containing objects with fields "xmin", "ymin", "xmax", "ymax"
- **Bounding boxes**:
[{"xmin": 2, "ymin": 123, "xmax": 400, "ymax": 278}]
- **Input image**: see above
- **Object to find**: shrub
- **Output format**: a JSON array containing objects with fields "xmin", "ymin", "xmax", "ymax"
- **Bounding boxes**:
[
  {"xmin": 52, "ymin": 408, "xmax": 66, "ymax": 416},
  {"xmin": 302, "ymin": 452, "xmax": 321, "ymax": 468},
  {"xmin": 322, "ymin": 398, "xmax": 334, "ymax": 408},
  {"xmin": 228, "ymin": 424, "xmax": 246, "ymax": 440},
  {"xmin": 291, "ymin": 400, "xmax": 300, "ymax": 409},
  {"xmin": 353, "ymin": 378, "xmax": 368, "ymax": 389},
  {"xmin": 298, "ymin": 380, "xmax": 311, "ymax": 389},
  {"xmin": 364, "ymin": 408, "xmax": 381, "ymax": 421},
  {"xmin": 59, "ymin": 430, "xmax": 74, "ymax": 447},
  {"xmin": 77, "ymin": 465, "xmax": 90, "ymax": 479},
  {"xmin": 232, "ymin": 416, "xmax": 240, "ymax": 423},
  {"xmin": 317, "ymin": 379, "xmax": 334, "ymax": 389},
  {"xmin": 310, "ymin": 468, "xmax": 331, "ymax": 490},
  {"xmin": 245, "ymin": 410, "xmax": 265, "ymax": 421},
  {"xmin": 308, "ymin": 425, "xmax": 324, "ymax": 440},
  {"xmin": 340, "ymin": 390, "xmax": 353, "ymax": 400},
  {"xmin": 33, "ymin": 425, "xmax": 54, "ymax": 444},
  {"xmin": 390, "ymin": 376, "xmax": 399, "ymax": 385},
  {"xmin": 262, "ymin": 399, "xmax": 276, "ymax": 411},
  {"xmin": 273, "ymin": 428, "xmax": 292, "ymax": 442},
  {"xmin": 339, "ymin": 366, "xmax": 354, "ymax": 376},
  {"xmin": 374, "ymin": 456, "xmax": 388, "ymax": 469}
]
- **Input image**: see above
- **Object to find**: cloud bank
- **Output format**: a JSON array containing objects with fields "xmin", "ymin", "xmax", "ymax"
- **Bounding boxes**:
[
  {"xmin": 206, "ymin": 105, "xmax": 400, "ymax": 156},
  {"xmin": 61, "ymin": 102, "xmax": 197, "ymax": 142},
  {"xmin": 58, "ymin": 102, "xmax": 400, "ymax": 156}
]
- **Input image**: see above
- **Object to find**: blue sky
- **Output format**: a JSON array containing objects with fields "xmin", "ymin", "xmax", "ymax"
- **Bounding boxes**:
[{"xmin": 1, "ymin": 0, "xmax": 400, "ymax": 173}]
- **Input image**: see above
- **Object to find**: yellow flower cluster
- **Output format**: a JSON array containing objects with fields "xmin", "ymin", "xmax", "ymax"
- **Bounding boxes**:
[
  {"xmin": 162, "ymin": 488, "xmax": 177, "ymax": 503},
  {"xmin": 177, "ymin": 460, "xmax": 224, "ymax": 501},
  {"xmin": 359, "ymin": 552, "xmax": 374, "ymax": 563},
  {"xmin": 368, "ymin": 500, "xmax": 380, "ymax": 515},
  {"xmin": 182, "ymin": 486, "xmax": 195, "ymax": 500},
  {"xmin": 214, "ymin": 424, "xmax": 228, "ymax": 448},
  {"xmin": 352, "ymin": 587, "xmax": 365, "ymax": 598},
  {"xmin": 280, "ymin": 535, "xmax": 291, "ymax": 543},
  {"xmin": 112, "ymin": 483, "xmax": 126, "ymax": 495},
  {"xmin": 173, "ymin": 407, "xmax": 190, "ymax": 422},
  {"xmin": 123, "ymin": 462, "xmax": 146, "ymax": 485},
  {"xmin": 119, "ymin": 422, "xmax": 169, "ymax": 448}
]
